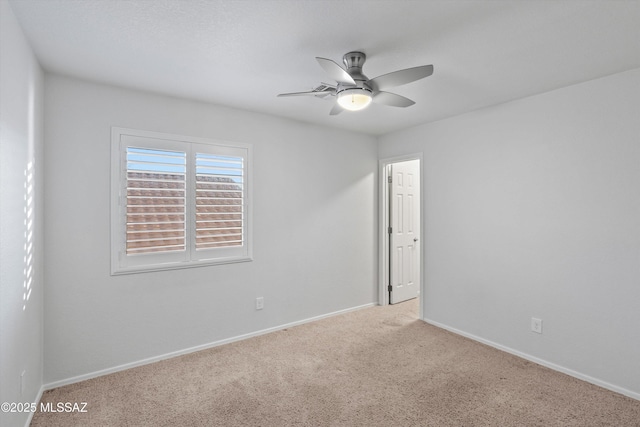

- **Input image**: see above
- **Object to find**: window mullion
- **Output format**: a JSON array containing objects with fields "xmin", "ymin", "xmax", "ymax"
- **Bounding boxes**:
[{"xmin": 186, "ymin": 144, "xmax": 196, "ymax": 260}]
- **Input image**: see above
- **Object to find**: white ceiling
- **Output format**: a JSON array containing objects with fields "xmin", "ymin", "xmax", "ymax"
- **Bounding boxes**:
[{"xmin": 8, "ymin": 0, "xmax": 640, "ymax": 136}]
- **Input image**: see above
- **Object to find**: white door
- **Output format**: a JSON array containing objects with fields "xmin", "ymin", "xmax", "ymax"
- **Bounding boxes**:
[{"xmin": 389, "ymin": 159, "xmax": 420, "ymax": 304}]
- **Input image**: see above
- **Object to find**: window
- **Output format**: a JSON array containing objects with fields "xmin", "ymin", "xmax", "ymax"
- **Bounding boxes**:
[{"xmin": 111, "ymin": 128, "xmax": 252, "ymax": 274}]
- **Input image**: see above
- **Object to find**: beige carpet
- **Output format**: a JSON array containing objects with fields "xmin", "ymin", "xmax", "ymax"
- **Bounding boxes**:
[{"xmin": 32, "ymin": 300, "xmax": 640, "ymax": 426}]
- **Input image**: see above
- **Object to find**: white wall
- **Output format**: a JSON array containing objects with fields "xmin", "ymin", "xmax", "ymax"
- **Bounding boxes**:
[
  {"xmin": 0, "ymin": 1, "xmax": 45, "ymax": 426},
  {"xmin": 379, "ymin": 68, "xmax": 640, "ymax": 397},
  {"xmin": 43, "ymin": 74, "xmax": 378, "ymax": 385}
]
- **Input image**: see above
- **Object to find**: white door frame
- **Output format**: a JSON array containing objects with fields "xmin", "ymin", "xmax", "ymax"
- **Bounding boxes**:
[{"xmin": 378, "ymin": 153, "xmax": 424, "ymax": 318}]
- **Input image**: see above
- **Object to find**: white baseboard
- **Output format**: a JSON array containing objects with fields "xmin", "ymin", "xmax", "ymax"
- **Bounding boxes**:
[
  {"xmin": 423, "ymin": 317, "xmax": 640, "ymax": 401},
  {"xmin": 23, "ymin": 384, "xmax": 45, "ymax": 427},
  {"xmin": 43, "ymin": 302, "xmax": 376, "ymax": 391}
]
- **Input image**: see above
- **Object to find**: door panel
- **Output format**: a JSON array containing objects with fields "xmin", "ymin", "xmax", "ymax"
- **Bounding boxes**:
[{"xmin": 390, "ymin": 159, "xmax": 420, "ymax": 304}]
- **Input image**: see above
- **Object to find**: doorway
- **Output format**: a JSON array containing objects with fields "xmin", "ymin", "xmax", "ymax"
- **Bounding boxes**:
[{"xmin": 379, "ymin": 155, "xmax": 423, "ymax": 317}]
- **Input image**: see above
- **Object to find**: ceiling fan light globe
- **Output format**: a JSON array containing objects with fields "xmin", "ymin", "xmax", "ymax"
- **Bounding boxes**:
[{"xmin": 337, "ymin": 88, "xmax": 372, "ymax": 111}]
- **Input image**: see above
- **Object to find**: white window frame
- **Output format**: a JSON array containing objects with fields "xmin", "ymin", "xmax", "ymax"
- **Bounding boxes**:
[{"xmin": 111, "ymin": 127, "xmax": 253, "ymax": 275}]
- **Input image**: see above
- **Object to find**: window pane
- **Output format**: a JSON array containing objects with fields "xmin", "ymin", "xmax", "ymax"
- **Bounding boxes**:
[
  {"xmin": 195, "ymin": 153, "xmax": 244, "ymax": 250},
  {"xmin": 126, "ymin": 147, "xmax": 186, "ymax": 254}
]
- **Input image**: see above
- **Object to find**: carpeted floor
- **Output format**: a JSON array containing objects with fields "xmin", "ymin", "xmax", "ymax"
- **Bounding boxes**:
[{"xmin": 32, "ymin": 299, "xmax": 640, "ymax": 426}]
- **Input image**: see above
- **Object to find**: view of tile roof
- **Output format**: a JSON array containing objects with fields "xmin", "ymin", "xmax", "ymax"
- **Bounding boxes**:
[{"xmin": 126, "ymin": 172, "xmax": 243, "ymax": 254}]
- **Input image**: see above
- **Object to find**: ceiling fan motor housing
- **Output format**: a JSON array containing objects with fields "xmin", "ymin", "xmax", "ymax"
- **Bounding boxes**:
[{"xmin": 339, "ymin": 51, "xmax": 371, "ymax": 93}]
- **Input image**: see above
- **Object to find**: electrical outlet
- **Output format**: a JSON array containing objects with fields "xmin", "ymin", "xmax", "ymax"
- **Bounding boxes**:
[
  {"xmin": 256, "ymin": 297, "xmax": 264, "ymax": 310},
  {"xmin": 531, "ymin": 317, "xmax": 542, "ymax": 334}
]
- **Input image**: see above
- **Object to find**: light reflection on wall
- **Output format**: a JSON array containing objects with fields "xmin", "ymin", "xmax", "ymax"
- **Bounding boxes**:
[{"xmin": 23, "ymin": 160, "xmax": 34, "ymax": 311}]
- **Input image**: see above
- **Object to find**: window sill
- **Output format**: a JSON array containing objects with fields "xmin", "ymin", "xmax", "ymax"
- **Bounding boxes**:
[{"xmin": 111, "ymin": 256, "xmax": 253, "ymax": 276}]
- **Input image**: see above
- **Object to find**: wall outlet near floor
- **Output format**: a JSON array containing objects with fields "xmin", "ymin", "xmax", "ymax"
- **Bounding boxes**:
[
  {"xmin": 531, "ymin": 317, "xmax": 543, "ymax": 334},
  {"xmin": 256, "ymin": 297, "xmax": 264, "ymax": 310}
]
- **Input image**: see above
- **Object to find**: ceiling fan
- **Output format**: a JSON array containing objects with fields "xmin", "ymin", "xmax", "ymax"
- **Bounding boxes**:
[{"xmin": 277, "ymin": 51, "xmax": 433, "ymax": 115}]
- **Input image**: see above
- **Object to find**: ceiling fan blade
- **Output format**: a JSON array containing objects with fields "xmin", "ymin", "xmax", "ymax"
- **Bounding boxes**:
[
  {"xmin": 329, "ymin": 103, "xmax": 343, "ymax": 115},
  {"xmin": 373, "ymin": 91, "xmax": 416, "ymax": 107},
  {"xmin": 277, "ymin": 90, "xmax": 335, "ymax": 97},
  {"xmin": 369, "ymin": 65, "xmax": 433, "ymax": 91},
  {"xmin": 316, "ymin": 57, "xmax": 356, "ymax": 85}
]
